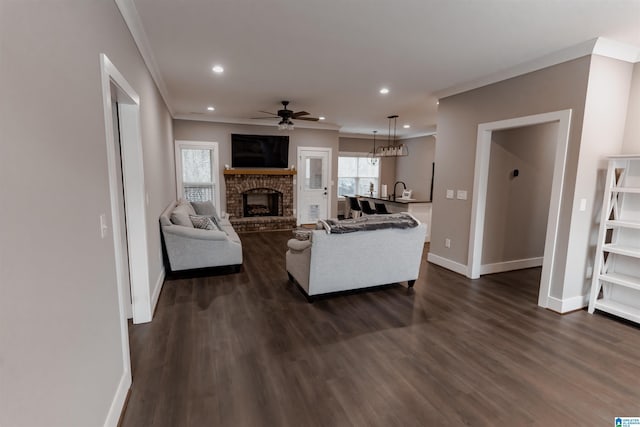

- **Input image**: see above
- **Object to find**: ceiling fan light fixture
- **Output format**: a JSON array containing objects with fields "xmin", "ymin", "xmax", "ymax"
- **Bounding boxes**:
[{"xmin": 278, "ymin": 118, "xmax": 294, "ymax": 130}]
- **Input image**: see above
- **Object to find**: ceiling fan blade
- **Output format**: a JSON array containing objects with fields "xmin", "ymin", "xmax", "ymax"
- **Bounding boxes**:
[
  {"xmin": 250, "ymin": 116, "xmax": 278, "ymax": 119},
  {"xmin": 295, "ymin": 116, "xmax": 320, "ymax": 121},
  {"xmin": 292, "ymin": 111, "xmax": 310, "ymax": 118},
  {"xmin": 258, "ymin": 110, "xmax": 278, "ymax": 116}
]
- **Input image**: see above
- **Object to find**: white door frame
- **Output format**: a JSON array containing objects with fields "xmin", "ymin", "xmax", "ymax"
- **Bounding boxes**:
[
  {"xmin": 174, "ymin": 140, "xmax": 221, "ymax": 215},
  {"xmin": 100, "ymin": 53, "xmax": 155, "ymax": 425},
  {"xmin": 467, "ymin": 109, "xmax": 572, "ymax": 308},
  {"xmin": 297, "ymin": 146, "xmax": 332, "ymax": 224}
]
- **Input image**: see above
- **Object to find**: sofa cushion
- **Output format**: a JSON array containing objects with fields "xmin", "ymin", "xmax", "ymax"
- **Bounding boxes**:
[
  {"xmin": 191, "ymin": 200, "xmax": 225, "ymax": 226},
  {"xmin": 178, "ymin": 198, "xmax": 197, "ymax": 215},
  {"xmin": 190, "ymin": 215, "xmax": 217, "ymax": 230},
  {"xmin": 170, "ymin": 203, "xmax": 194, "ymax": 227},
  {"xmin": 287, "ymin": 239, "xmax": 311, "ymax": 252}
]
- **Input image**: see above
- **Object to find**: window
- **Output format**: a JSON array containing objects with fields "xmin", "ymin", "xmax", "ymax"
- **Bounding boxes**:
[
  {"xmin": 337, "ymin": 154, "xmax": 380, "ymax": 197},
  {"xmin": 175, "ymin": 140, "xmax": 220, "ymax": 211}
]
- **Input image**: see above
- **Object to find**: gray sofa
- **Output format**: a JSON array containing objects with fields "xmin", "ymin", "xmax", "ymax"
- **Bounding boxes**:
[
  {"xmin": 286, "ymin": 214, "xmax": 427, "ymax": 298},
  {"xmin": 160, "ymin": 200, "xmax": 242, "ymax": 271}
]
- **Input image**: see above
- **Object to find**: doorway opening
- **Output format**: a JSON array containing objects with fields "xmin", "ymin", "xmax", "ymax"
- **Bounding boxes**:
[
  {"xmin": 100, "ymin": 53, "xmax": 152, "ymax": 425},
  {"xmin": 468, "ymin": 110, "xmax": 572, "ymax": 309}
]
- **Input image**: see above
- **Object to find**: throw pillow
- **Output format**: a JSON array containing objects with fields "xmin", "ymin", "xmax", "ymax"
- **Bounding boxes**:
[
  {"xmin": 178, "ymin": 198, "xmax": 197, "ymax": 216},
  {"xmin": 293, "ymin": 228, "xmax": 312, "ymax": 241},
  {"xmin": 189, "ymin": 215, "xmax": 216, "ymax": 230},
  {"xmin": 191, "ymin": 200, "xmax": 214, "ymax": 215},
  {"xmin": 191, "ymin": 201, "xmax": 223, "ymax": 224},
  {"xmin": 170, "ymin": 203, "xmax": 194, "ymax": 227}
]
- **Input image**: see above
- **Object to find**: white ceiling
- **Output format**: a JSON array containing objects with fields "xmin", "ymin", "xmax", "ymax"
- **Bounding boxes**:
[{"xmin": 123, "ymin": 0, "xmax": 640, "ymax": 138}]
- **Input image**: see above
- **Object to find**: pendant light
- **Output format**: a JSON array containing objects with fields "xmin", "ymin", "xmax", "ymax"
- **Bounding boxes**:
[
  {"xmin": 375, "ymin": 115, "xmax": 408, "ymax": 157},
  {"xmin": 368, "ymin": 131, "xmax": 379, "ymax": 165}
]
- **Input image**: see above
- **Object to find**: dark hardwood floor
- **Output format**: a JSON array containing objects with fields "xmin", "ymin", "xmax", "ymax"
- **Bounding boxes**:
[{"xmin": 120, "ymin": 231, "xmax": 640, "ymax": 427}]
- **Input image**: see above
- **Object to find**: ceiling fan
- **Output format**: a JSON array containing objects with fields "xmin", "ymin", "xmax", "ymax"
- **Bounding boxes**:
[{"xmin": 252, "ymin": 100, "xmax": 319, "ymax": 129}]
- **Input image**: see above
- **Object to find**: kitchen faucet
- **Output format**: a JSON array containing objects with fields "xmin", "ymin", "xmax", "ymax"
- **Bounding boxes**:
[{"xmin": 392, "ymin": 181, "xmax": 406, "ymax": 201}]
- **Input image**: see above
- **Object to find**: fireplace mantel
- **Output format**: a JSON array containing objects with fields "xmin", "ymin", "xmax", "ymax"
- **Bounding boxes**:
[{"xmin": 223, "ymin": 169, "xmax": 296, "ymax": 176}]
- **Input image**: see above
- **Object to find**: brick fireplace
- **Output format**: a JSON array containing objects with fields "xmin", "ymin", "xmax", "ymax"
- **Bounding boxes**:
[{"xmin": 224, "ymin": 169, "xmax": 297, "ymax": 232}]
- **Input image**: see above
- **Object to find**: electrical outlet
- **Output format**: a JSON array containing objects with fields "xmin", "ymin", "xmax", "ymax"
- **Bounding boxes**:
[
  {"xmin": 446, "ymin": 189, "xmax": 454, "ymax": 199},
  {"xmin": 445, "ymin": 238, "xmax": 451, "ymax": 248}
]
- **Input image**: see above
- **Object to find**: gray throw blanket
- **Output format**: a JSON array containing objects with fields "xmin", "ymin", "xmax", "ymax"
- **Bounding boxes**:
[{"xmin": 319, "ymin": 213, "xmax": 419, "ymax": 234}]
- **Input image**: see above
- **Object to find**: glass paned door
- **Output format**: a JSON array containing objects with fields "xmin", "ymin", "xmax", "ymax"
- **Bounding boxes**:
[{"xmin": 298, "ymin": 148, "xmax": 330, "ymax": 224}]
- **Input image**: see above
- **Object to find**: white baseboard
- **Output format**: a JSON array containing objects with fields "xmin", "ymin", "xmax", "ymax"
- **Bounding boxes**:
[
  {"xmin": 103, "ymin": 371, "xmax": 131, "ymax": 427},
  {"xmin": 547, "ymin": 294, "xmax": 588, "ymax": 313},
  {"xmin": 427, "ymin": 252, "xmax": 468, "ymax": 276},
  {"xmin": 480, "ymin": 257, "xmax": 543, "ymax": 275},
  {"xmin": 151, "ymin": 266, "xmax": 166, "ymax": 316}
]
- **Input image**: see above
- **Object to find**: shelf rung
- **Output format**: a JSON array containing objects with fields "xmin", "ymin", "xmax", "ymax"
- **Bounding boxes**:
[
  {"xmin": 599, "ymin": 273, "xmax": 640, "ymax": 291},
  {"xmin": 609, "ymin": 187, "xmax": 640, "ymax": 194},
  {"xmin": 593, "ymin": 298, "xmax": 640, "ymax": 324},
  {"xmin": 605, "ymin": 220, "xmax": 640, "ymax": 230},
  {"xmin": 602, "ymin": 244, "xmax": 640, "ymax": 258}
]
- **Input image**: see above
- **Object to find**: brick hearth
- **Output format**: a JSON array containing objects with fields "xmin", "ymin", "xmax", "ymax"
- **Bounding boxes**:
[{"xmin": 224, "ymin": 170, "xmax": 296, "ymax": 232}]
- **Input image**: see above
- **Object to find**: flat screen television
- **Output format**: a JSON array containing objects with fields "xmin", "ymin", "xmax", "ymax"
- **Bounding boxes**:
[{"xmin": 231, "ymin": 134, "xmax": 289, "ymax": 168}]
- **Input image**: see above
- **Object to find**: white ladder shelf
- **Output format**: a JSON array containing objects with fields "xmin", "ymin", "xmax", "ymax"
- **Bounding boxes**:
[{"xmin": 588, "ymin": 155, "xmax": 640, "ymax": 324}]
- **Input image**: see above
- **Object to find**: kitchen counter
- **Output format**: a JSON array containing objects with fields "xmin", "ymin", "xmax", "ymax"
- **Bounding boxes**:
[
  {"xmin": 357, "ymin": 195, "xmax": 432, "ymax": 204},
  {"xmin": 357, "ymin": 196, "xmax": 432, "ymax": 242}
]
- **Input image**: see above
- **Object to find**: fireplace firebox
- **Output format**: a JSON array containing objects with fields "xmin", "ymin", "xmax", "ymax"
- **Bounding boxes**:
[{"xmin": 242, "ymin": 189, "xmax": 282, "ymax": 217}]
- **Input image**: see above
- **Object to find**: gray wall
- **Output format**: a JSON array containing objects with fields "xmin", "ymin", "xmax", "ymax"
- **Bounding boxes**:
[
  {"xmin": 622, "ymin": 62, "xmax": 640, "ymax": 153},
  {"xmin": 432, "ymin": 54, "xmax": 635, "ymax": 302},
  {"xmin": 0, "ymin": 2, "xmax": 175, "ymax": 426},
  {"xmin": 432, "ymin": 56, "xmax": 591, "ymax": 285},
  {"xmin": 482, "ymin": 123, "xmax": 557, "ymax": 264},
  {"xmin": 394, "ymin": 136, "xmax": 436, "ymax": 201},
  {"xmin": 173, "ymin": 120, "xmax": 340, "ymax": 217}
]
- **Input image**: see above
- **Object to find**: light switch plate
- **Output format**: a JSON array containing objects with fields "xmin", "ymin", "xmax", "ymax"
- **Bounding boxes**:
[
  {"xmin": 99, "ymin": 214, "xmax": 108, "ymax": 239},
  {"xmin": 446, "ymin": 189, "xmax": 454, "ymax": 199},
  {"xmin": 457, "ymin": 190, "xmax": 467, "ymax": 200},
  {"xmin": 579, "ymin": 198, "xmax": 587, "ymax": 211}
]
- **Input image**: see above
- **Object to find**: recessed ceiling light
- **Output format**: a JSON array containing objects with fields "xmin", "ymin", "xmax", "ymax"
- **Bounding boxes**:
[
  {"xmin": 319, "ymin": 116, "xmax": 326, "ymax": 120},
  {"xmin": 436, "ymin": 100, "xmax": 440, "ymax": 105},
  {"xmin": 403, "ymin": 124, "xmax": 410, "ymax": 129},
  {"xmin": 207, "ymin": 106, "xmax": 215, "ymax": 111},
  {"xmin": 379, "ymin": 88, "xmax": 389, "ymax": 94},
  {"xmin": 212, "ymin": 65, "xmax": 224, "ymax": 74}
]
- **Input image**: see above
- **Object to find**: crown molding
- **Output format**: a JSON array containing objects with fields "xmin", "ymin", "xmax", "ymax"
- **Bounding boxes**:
[
  {"xmin": 115, "ymin": 0, "xmax": 174, "ymax": 116},
  {"xmin": 338, "ymin": 128, "xmax": 437, "ymax": 140},
  {"xmin": 434, "ymin": 39, "xmax": 598, "ymax": 100},
  {"xmin": 436, "ymin": 37, "xmax": 640, "ymax": 101},
  {"xmin": 592, "ymin": 37, "xmax": 640, "ymax": 63},
  {"xmin": 173, "ymin": 114, "xmax": 342, "ymax": 131}
]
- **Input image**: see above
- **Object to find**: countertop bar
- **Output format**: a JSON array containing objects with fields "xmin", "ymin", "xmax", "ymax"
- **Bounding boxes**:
[{"xmin": 357, "ymin": 195, "xmax": 432, "ymax": 204}]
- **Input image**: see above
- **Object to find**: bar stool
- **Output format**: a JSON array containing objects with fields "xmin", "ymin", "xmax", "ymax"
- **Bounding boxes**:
[
  {"xmin": 347, "ymin": 196, "xmax": 362, "ymax": 218},
  {"xmin": 374, "ymin": 203, "xmax": 390, "ymax": 214},
  {"xmin": 360, "ymin": 200, "xmax": 376, "ymax": 215}
]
